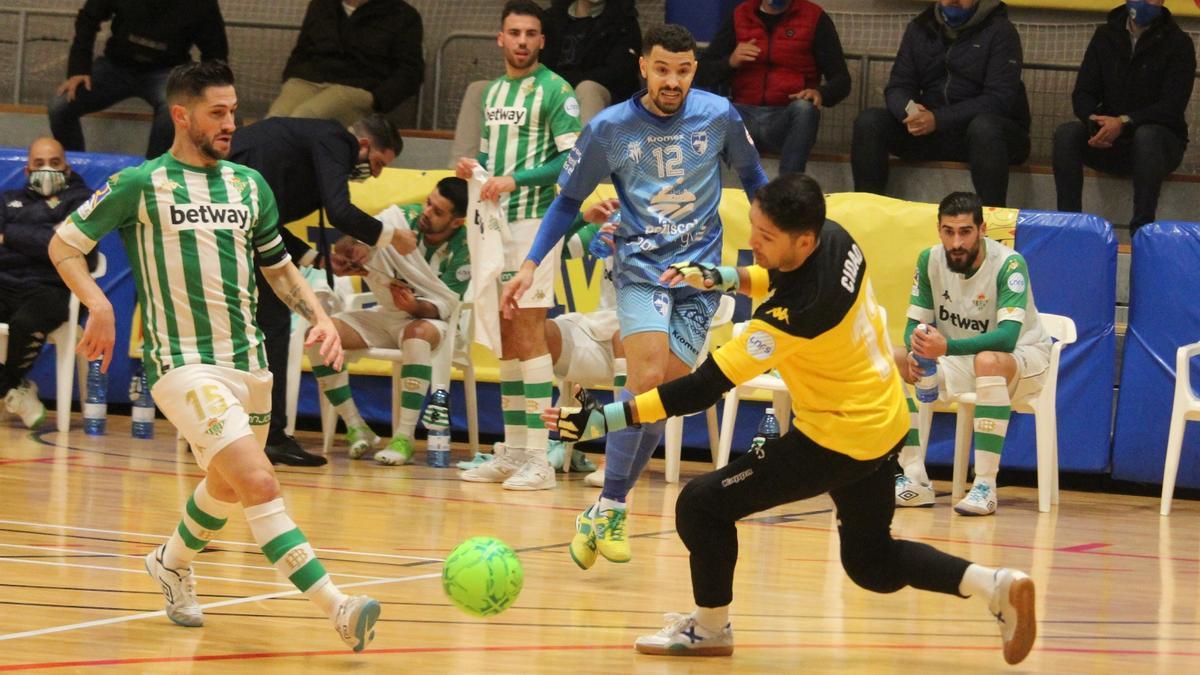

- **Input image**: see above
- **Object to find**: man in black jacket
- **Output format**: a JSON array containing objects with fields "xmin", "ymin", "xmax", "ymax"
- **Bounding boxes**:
[
  {"xmin": 0, "ymin": 138, "xmax": 93, "ymax": 429},
  {"xmin": 449, "ymin": 0, "xmax": 638, "ymax": 162},
  {"xmin": 268, "ymin": 0, "xmax": 424, "ymax": 126},
  {"xmin": 229, "ymin": 115, "xmax": 415, "ymax": 466},
  {"xmin": 698, "ymin": 0, "xmax": 851, "ymax": 174},
  {"xmin": 48, "ymin": 0, "xmax": 227, "ymax": 159},
  {"xmin": 850, "ymin": 0, "xmax": 1031, "ymax": 207},
  {"xmin": 1052, "ymin": 1, "xmax": 1194, "ymax": 233}
]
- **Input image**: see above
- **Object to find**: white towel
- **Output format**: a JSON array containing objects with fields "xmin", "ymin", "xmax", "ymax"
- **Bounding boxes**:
[
  {"xmin": 465, "ymin": 166, "xmax": 510, "ymax": 354},
  {"xmin": 367, "ymin": 205, "xmax": 460, "ymax": 322}
]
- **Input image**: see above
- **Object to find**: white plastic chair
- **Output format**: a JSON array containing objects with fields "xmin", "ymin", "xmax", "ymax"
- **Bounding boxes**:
[
  {"xmin": 1159, "ymin": 341, "xmax": 1200, "ymax": 516},
  {"xmin": 918, "ymin": 313, "xmax": 1077, "ymax": 514},
  {"xmin": 291, "ymin": 292, "xmax": 478, "ymax": 454},
  {"xmin": 0, "ymin": 253, "xmax": 106, "ymax": 434}
]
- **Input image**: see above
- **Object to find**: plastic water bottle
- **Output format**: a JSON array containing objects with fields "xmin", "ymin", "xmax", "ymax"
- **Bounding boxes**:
[
  {"xmin": 587, "ymin": 209, "xmax": 618, "ymax": 259},
  {"xmin": 750, "ymin": 407, "xmax": 781, "ymax": 456},
  {"xmin": 130, "ymin": 365, "xmax": 155, "ymax": 439},
  {"xmin": 913, "ymin": 323, "xmax": 939, "ymax": 403},
  {"xmin": 83, "ymin": 359, "xmax": 107, "ymax": 435},
  {"xmin": 425, "ymin": 385, "xmax": 451, "ymax": 468}
]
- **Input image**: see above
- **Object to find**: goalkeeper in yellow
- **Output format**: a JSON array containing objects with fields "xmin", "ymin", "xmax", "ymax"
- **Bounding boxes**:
[{"xmin": 542, "ymin": 174, "xmax": 1036, "ymax": 664}]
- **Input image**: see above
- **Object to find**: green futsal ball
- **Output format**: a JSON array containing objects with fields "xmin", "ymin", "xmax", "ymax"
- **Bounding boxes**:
[{"xmin": 442, "ymin": 536, "xmax": 524, "ymax": 617}]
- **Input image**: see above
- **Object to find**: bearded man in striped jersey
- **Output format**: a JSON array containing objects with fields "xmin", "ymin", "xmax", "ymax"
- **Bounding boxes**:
[
  {"xmin": 49, "ymin": 61, "xmax": 382, "ymax": 652},
  {"xmin": 455, "ymin": 0, "xmax": 583, "ymax": 491}
]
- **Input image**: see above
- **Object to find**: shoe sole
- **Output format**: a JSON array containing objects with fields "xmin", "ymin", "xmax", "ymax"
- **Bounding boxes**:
[
  {"xmin": 895, "ymin": 500, "xmax": 935, "ymax": 508},
  {"xmin": 374, "ymin": 454, "xmax": 411, "ymax": 466},
  {"xmin": 460, "ymin": 473, "xmax": 512, "ymax": 483},
  {"xmin": 597, "ymin": 546, "xmax": 630, "ymax": 563},
  {"xmin": 502, "ymin": 481, "xmax": 556, "ymax": 491},
  {"xmin": 350, "ymin": 599, "xmax": 381, "ymax": 652},
  {"xmin": 953, "ymin": 505, "xmax": 996, "ymax": 516},
  {"xmin": 1003, "ymin": 576, "xmax": 1036, "ymax": 665},
  {"xmin": 635, "ymin": 643, "xmax": 733, "ymax": 657}
]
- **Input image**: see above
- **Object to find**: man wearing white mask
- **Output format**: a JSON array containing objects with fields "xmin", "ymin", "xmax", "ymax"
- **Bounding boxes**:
[{"xmin": 0, "ymin": 137, "xmax": 93, "ymax": 428}]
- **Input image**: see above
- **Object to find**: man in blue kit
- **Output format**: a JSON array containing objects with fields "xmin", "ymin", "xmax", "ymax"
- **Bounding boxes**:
[{"xmin": 502, "ymin": 23, "xmax": 768, "ymax": 569}]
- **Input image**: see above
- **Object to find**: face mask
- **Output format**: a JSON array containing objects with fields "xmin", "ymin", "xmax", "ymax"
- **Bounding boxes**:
[
  {"xmin": 28, "ymin": 168, "xmax": 67, "ymax": 197},
  {"xmin": 349, "ymin": 161, "xmax": 372, "ymax": 183},
  {"xmin": 1126, "ymin": 0, "xmax": 1162, "ymax": 27},
  {"xmin": 940, "ymin": 3, "xmax": 977, "ymax": 28}
]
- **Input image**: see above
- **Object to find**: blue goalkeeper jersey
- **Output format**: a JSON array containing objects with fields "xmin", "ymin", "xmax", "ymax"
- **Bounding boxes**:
[{"xmin": 556, "ymin": 89, "xmax": 764, "ymax": 288}]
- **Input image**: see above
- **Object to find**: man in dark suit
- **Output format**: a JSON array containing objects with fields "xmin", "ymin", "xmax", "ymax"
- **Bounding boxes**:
[{"xmin": 229, "ymin": 114, "xmax": 414, "ymax": 465}]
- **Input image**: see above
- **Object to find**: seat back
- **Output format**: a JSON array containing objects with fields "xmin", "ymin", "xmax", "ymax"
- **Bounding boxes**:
[{"xmin": 1020, "ymin": 312, "xmax": 1077, "ymax": 411}]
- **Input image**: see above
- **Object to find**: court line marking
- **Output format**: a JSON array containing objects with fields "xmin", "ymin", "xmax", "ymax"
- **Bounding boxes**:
[
  {"xmin": 0, "ymin": 557, "xmax": 293, "ymax": 588},
  {"xmin": 5, "ymin": 641, "xmax": 1200, "ymax": 671},
  {"xmin": 0, "ymin": 544, "xmax": 393, "ymax": 582},
  {"xmin": 0, "ymin": 519, "xmax": 444, "ymax": 562},
  {"xmin": 0, "ymin": 571, "xmax": 441, "ymax": 643}
]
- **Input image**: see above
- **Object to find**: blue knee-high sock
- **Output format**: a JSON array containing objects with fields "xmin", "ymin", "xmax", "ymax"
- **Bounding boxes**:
[
  {"xmin": 626, "ymin": 419, "xmax": 666, "ymax": 488},
  {"xmin": 600, "ymin": 388, "xmax": 644, "ymax": 501}
]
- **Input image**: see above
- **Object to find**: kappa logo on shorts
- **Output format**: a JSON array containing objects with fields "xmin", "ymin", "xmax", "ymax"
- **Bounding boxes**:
[{"xmin": 721, "ymin": 467, "xmax": 754, "ymax": 487}]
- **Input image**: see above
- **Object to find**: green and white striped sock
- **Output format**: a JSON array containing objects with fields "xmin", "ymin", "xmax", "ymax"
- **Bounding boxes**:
[
  {"xmin": 898, "ymin": 394, "xmax": 929, "ymax": 484},
  {"xmin": 612, "ymin": 357, "xmax": 627, "ymax": 390},
  {"xmin": 522, "ymin": 354, "xmax": 554, "ymax": 459},
  {"xmin": 500, "ymin": 358, "xmax": 526, "ymax": 451},
  {"xmin": 972, "ymin": 375, "xmax": 1011, "ymax": 488},
  {"xmin": 308, "ymin": 344, "xmax": 365, "ymax": 428},
  {"xmin": 396, "ymin": 338, "xmax": 432, "ymax": 440},
  {"xmin": 245, "ymin": 498, "xmax": 345, "ymax": 617},
  {"xmin": 161, "ymin": 479, "xmax": 236, "ymax": 570}
]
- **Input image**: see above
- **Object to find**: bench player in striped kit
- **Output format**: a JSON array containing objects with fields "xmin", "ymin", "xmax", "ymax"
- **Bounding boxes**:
[{"xmin": 48, "ymin": 61, "xmax": 381, "ymax": 651}]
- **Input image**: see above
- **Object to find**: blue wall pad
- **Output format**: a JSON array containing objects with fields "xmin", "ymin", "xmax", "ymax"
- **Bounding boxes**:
[{"xmin": 1112, "ymin": 222, "xmax": 1200, "ymax": 487}]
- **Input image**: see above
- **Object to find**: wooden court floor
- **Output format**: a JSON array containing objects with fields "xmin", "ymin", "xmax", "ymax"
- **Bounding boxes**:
[{"xmin": 2, "ymin": 415, "xmax": 1199, "ymax": 672}]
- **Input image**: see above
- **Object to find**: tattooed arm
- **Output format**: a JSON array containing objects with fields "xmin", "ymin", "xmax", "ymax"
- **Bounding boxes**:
[
  {"xmin": 50, "ymin": 232, "xmax": 116, "ymax": 371},
  {"xmin": 260, "ymin": 261, "xmax": 345, "ymax": 370}
]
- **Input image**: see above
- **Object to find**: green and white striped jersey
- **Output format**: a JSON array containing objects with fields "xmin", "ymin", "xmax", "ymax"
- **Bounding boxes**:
[
  {"xmin": 907, "ymin": 238, "xmax": 1049, "ymax": 349},
  {"xmin": 479, "ymin": 64, "xmax": 581, "ymax": 221},
  {"xmin": 58, "ymin": 153, "xmax": 290, "ymax": 387}
]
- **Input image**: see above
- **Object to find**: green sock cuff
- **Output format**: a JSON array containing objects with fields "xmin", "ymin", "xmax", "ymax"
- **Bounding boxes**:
[
  {"xmin": 176, "ymin": 521, "xmax": 206, "ymax": 551},
  {"xmin": 400, "ymin": 391, "xmax": 425, "ymax": 410},
  {"xmin": 324, "ymin": 385, "xmax": 353, "ymax": 406},
  {"xmin": 975, "ymin": 434, "xmax": 1005, "ymax": 453},
  {"xmin": 400, "ymin": 363, "xmax": 432, "ymax": 380},
  {"xmin": 500, "ymin": 380, "xmax": 524, "ymax": 395},
  {"xmin": 290, "ymin": 558, "xmax": 328, "ymax": 592},
  {"xmin": 186, "ymin": 496, "xmax": 228, "ymax": 532},
  {"xmin": 524, "ymin": 382, "xmax": 554, "ymax": 400},
  {"xmin": 905, "ymin": 396, "xmax": 917, "ymax": 413},
  {"xmin": 975, "ymin": 404, "xmax": 1011, "ymax": 420},
  {"xmin": 312, "ymin": 364, "xmax": 339, "ymax": 378},
  {"xmin": 262, "ymin": 528, "xmax": 307, "ymax": 564}
]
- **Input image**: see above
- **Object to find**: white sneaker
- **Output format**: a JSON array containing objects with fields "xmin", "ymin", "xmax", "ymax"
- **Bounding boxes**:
[
  {"xmin": 5, "ymin": 380, "xmax": 45, "ymax": 429},
  {"xmin": 502, "ymin": 457, "xmax": 556, "ymax": 491},
  {"xmin": 634, "ymin": 612, "xmax": 734, "ymax": 656},
  {"xmin": 460, "ymin": 449, "xmax": 523, "ymax": 483},
  {"xmin": 954, "ymin": 482, "xmax": 997, "ymax": 516},
  {"xmin": 144, "ymin": 545, "xmax": 203, "ymax": 627},
  {"xmin": 895, "ymin": 475, "xmax": 935, "ymax": 507},
  {"xmin": 989, "ymin": 569, "xmax": 1036, "ymax": 664},
  {"xmin": 333, "ymin": 594, "xmax": 381, "ymax": 652},
  {"xmin": 583, "ymin": 467, "xmax": 605, "ymax": 488}
]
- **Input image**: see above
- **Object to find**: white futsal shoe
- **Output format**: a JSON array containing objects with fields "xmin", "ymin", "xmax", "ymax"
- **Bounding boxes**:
[
  {"xmin": 5, "ymin": 380, "xmax": 45, "ymax": 429},
  {"xmin": 635, "ymin": 612, "xmax": 734, "ymax": 656},
  {"xmin": 583, "ymin": 466, "xmax": 605, "ymax": 488},
  {"xmin": 895, "ymin": 474, "xmax": 935, "ymax": 507},
  {"xmin": 334, "ymin": 594, "xmax": 381, "ymax": 652},
  {"xmin": 989, "ymin": 568, "xmax": 1036, "ymax": 664},
  {"xmin": 460, "ymin": 446, "xmax": 523, "ymax": 483},
  {"xmin": 503, "ymin": 455, "xmax": 556, "ymax": 490},
  {"xmin": 955, "ymin": 482, "xmax": 998, "ymax": 516},
  {"xmin": 144, "ymin": 545, "xmax": 203, "ymax": 627}
]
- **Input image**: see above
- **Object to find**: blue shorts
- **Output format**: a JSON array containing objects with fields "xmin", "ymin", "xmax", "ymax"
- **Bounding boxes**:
[{"xmin": 616, "ymin": 283, "xmax": 721, "ymax": 367}]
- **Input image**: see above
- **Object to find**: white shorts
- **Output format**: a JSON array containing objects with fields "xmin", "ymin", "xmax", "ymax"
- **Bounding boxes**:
[
  {"xmin": 334, "ymin": 308, "xmax": 448, "ymax": 349},
  {"xmin": 938, "ymin": 342, "xmax": 1052, "ymax": 401},
  {"xmin": 152, "ymin": 364, "xmax": 273, "ymax": 471},
  {"xmin": 552, "ymin": 314, "xmax": 615, "ymax": 385},
  {"xmin": 502, "ymin": 217, "xmax": 561, "ymax": 309}
]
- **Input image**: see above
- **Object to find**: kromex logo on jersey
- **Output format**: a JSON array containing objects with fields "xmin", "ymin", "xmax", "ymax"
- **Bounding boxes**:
[
  {"xmin": 168, "ymin": 204, "xmax": 251, "ymax": 230},
  {"xmin": 485, "ymin": 106, "xmax": 526, "ymax": 125}
]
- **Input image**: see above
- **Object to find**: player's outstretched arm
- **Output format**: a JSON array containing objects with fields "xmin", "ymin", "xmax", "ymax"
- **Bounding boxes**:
[
  {"xmin": 660, "ymin": 262, "xmax": 770, "ymax": 299},
  {"xmin": 50, "ymin": 233, "xmax": 115, "ymax": 371},
  {"xmin": 261, "ymin": 262, "xmax": 345, "ymax": 371}
]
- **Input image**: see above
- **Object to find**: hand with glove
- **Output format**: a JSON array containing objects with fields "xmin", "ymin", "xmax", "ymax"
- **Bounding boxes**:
[
  {"xmin": 541, "ymin": 387, "xmax": 630, "ymax": 442},
  {"xmin": 661, "ymin": 261, "xmax": 740, "ymax": 292}
]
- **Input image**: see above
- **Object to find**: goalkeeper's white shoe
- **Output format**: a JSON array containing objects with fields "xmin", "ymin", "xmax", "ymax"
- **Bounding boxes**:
[{"xmin": 989, "ymin": 568, "xmax": 1036, "ymax": 665}]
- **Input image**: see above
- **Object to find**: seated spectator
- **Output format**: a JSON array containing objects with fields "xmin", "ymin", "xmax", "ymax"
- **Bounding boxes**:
[
  {"xmin": 450, "ymin": 0, "xmax": 620, "ymax": 164},
  {"xmin": 48, "ymin": 0, "xmax": 228, "ymax": 159},
  {"xmin": 698, "ymin": 0, "xmax": 851, "ymax": 174},
  {"xmin": 1052, "ymin": 0, "xmax": 1194, "ymax": 234},
  {"xmin": 310, "ymin": 178, "xmax": 470, "ymax": 466},
  {"xmin": 268, "ymin": 0, "xmax": 424, "ymax": 127},
  {"xmin": 0, "ymin": 138, "xmax": 93, "ymax": 428},
  {"xmin": 851, "ymin": 0, "xmax": 1030, "ymax": 207}
]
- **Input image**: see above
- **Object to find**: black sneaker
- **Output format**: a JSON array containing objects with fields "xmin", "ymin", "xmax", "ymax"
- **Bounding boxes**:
[{"xmin": 265, "ymin": 435, "xmax": 327, "ymax": 467}]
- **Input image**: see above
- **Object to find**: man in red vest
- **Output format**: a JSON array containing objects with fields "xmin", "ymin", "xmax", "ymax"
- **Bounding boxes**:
[{"xmin": 698, "ymin": 0, "xmax": 850, "ymax": 174}]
